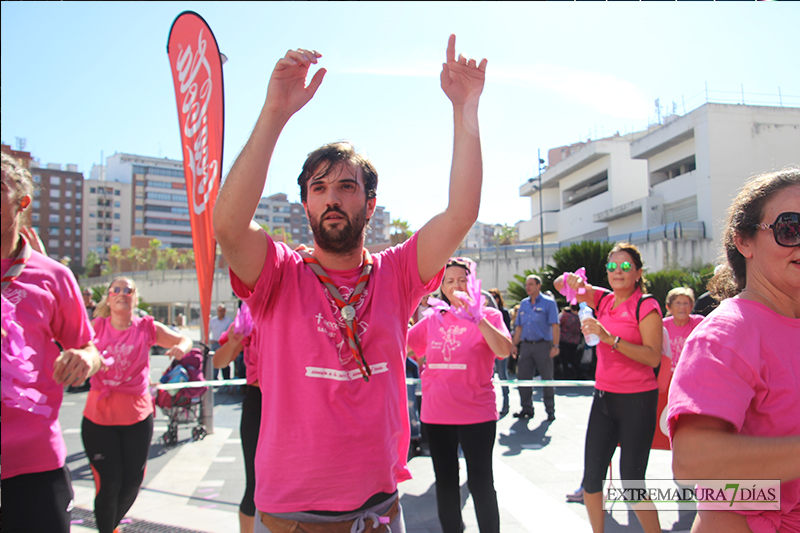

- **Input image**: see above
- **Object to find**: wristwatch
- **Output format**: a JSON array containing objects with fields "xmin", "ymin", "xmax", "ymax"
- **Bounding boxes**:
[{"xmin": 612, "ymin": 336, "xmax": 621, "ymax": 350}]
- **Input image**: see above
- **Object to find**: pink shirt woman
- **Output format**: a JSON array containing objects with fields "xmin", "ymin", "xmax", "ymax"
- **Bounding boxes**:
[{"xmin": 81, "ymin": 277, "xmax": 192, "ymax": 533}]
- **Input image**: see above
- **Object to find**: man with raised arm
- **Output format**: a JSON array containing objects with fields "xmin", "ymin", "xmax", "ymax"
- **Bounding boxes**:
[{"xmin": 213, "ymin": 35, "xmax": 487, "ymax": 532}]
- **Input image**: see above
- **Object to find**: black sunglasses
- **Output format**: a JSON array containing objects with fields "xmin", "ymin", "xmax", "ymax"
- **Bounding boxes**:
[
  {"xmin": 109, "ymin": 286, "xmax": 134, "ymax": 295},
  {"xmin": 754, "ymin": 212, "xmax": 800, "ymax": 247},
  {"xmin": 606, "ymin": 261, "xmax": 632, "ymax": 272}
]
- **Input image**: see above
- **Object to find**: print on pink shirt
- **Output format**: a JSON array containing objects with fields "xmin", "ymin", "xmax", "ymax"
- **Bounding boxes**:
[{"xmin": 431, "ymin": 324, "xmax": 467, "ymax": 362}]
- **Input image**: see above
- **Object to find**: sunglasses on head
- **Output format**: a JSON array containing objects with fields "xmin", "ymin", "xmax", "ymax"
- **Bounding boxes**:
[
  {"xmin": 109, "ymin": 286, "xmax": 134, "ymax": 295},
  {"xmin": 753, "ymin": 212, "xmax": 800, "ymax": 247},
  {"xmin": 606, "ymin": 261, "xmax": 632, "ymax": 272}
]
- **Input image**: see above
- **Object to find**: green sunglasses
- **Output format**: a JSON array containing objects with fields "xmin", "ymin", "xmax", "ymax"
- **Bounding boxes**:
[{"xmin": 606, "ymin": 261, "xmax": 632, "ymax": 272}]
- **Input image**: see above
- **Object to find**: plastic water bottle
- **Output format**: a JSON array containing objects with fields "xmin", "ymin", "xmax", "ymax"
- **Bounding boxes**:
[{"xmin": 578, "ymin": 302, "xmax": 600, "ymax": 346}]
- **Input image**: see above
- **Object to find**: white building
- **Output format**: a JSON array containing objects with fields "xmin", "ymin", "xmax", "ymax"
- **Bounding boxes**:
[
  {"xmin": 518, "ymin": 103, "xmax": 800, "ymax": 270},
  {"xmin": 105, "ymin": 153, "xmax": 191, "ymax": 249},
  {"xmin": 82, "ymin": 164, "xmax": 133, "ymax": 263}
]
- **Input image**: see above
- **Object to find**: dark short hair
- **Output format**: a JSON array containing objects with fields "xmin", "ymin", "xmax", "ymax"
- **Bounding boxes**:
[{"xmin": 297, "ymin": 141, "xmax": 378, "ymax": 203}]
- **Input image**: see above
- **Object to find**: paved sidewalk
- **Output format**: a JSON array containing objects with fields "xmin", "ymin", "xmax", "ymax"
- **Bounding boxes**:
[{"xmin": 63, "ymin": 338, "xmax": 692, "ymax": 532}]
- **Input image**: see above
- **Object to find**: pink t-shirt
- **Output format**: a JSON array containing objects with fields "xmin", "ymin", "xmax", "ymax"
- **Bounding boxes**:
[
  {"xmin": 407, "ymin": 307, "xmax": 509, "ymax": 425},
  {"xmin": 1, "ymin": 251, "xmax": 95, "ymax": 480},
  {"xmin": 593, "ymin": 288, "xmax": 662, "ymax": 393},
  {"xmin": 83, "ymin": 315, "xmax": 158, "ymax": 426},
  {"xmin": 229, "ymin": 232, "xmax": 442, "ymax": 513},
  {"xmin": 662, "ymin": 314, "xmax": 704, "ymax": 370},
  {"xmin": 219, "ymin": 328, "xmax": 257, "ymax": 385},
  {"xmin": 667, "ymin": 298, "xmax": 800, "ymax": 532}
]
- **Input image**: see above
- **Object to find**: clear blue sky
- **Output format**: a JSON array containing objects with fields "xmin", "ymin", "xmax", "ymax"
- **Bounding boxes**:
[{"xmin": 2, "ymin": 2, "xmax": 798, "ymax": 232}]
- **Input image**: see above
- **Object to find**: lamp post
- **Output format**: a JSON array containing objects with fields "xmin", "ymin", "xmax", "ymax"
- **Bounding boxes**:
[{"xmin": 537, "ymin": 149, "xmax": 546, "ymax": 270}]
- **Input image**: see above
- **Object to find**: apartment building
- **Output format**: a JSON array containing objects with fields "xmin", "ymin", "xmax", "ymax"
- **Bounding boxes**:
[
  {"xmin": 105, "ymin": 153, "xmax": 191, "ymax": 249},
  {"xmin": 82, "ymin": 163, "xmax": 133, "ymax": 264},
  {"xmin": 518, "ymin": 103, "xmax": 800, "ymax": 270},
  {"xmin": 27, "ymin": 161, "xmax": 85, "ymax": 267}
]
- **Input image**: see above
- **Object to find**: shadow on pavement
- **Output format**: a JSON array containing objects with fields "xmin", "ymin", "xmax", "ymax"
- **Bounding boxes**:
[{"xmin": 497, "ymin": 418, "xmax": 553, "ymax": 457}]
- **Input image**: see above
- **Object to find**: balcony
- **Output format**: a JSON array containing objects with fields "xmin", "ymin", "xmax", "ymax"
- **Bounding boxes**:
[{"xmin": 517, "ymin": 212, "xmax": 558, "ymax": 242}]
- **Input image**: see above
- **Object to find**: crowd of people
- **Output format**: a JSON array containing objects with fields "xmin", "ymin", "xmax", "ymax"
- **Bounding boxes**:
[{"xmin": 2, "ymin": 35, "xmax": 798, "ymax": 533}]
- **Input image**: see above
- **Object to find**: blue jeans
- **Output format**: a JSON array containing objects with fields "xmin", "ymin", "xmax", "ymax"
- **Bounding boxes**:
[{"xmin": 493, "ymin": 358, "xmax": 510, "ymax": 411}]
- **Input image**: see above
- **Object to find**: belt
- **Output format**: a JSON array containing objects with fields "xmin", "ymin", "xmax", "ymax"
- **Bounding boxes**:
[
  {"xmin": 259, "ymin": 498, "xmax": 400, "ymax": 533},
  {"xmin": 522, "ymin": 339, "xmax": 549, "ymax": 343}
]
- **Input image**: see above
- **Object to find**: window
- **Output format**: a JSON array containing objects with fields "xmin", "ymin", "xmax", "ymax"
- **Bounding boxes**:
[
  {"xmin": 75, "ymin": 192, "xmax": 82, "ymax": 199},
  {"xmin": 50, "ymin": 189, "xmax": 60, "ymax": 198},
  {"xmin": 65, "ymin": 190, "xmax": 72, "ymax": 198},
  {"xmin": 114, "ymin": 190, "xmax": 120, "ymax": 196},
  {"xmin": 90, "ymin": 213, "xmax": 96, "ymax": 218},
  {"xmin": 90, "ymin": 187, "xmax": 96, "ymax": 194},
  {"xmin": 96, "ymin": 235, "xmax": 103, "ymax": 242},
  {"xmin": 65, "ymin": 228, "xmax": 72, "ymax": 235},
  {"xmin": 34, "ymin": 189, "xmax": 40, "ymax": 197},
  {"xmin": 64, "ymin": 216, "xmax": 71, "ymax": 223},
  {"xmin": 114, "ymin": 213, "xmax": 121, "ymax": 219},
  {"xmin": 50, "ymin": 227, "xmax": 60, "ymax": 236},
  {"xmin": 32, "ymin": 213, "xmax": 40, "ymax": 222},
  {"xmin": 114, "ymin": 201, "xmax": 120, "ymax": 208},
  {"xmin": 48, "ymin": 239, "xmax": 59, "ymax": 248},
  {"xmin": 49, "ymin": 202, "xmax": 59, "ymax": 211},
  {"xmin": 33, "ymin": 174, "xmax": 41, "ymax": 183},
  {"xmin": 64, "ymin": 240, "xmax": 71, "ymax": 247},
  {"xmin": 64, "ymin": 203, "xmax": 72, "ymax": 210},
  {"xmin": 51, "ymin": 176, "xmax": 61, "ymax": 186},
  {"xmin": 75, "ymin": 229, "xmax": 81, "ymax": 236},
  {"xmin": 49, "ymin": 214, "xmax": 60, "ymax": 223},
  {"xmin": 106, "ymin": 223, "xmax": 112, "ymax": 230},
  {"xmin": 97, "ymin": 222, "xmax": 104, "ymax": 230},
  {"xmin": 135, "ymin": 217, "xmax": 144, "ymax": 224},
  {"xmin": 113, "ymin": 237, "xmax": 120, "ymax": 244},
  {"xmin": 32, "ymin": 200, "xmax": 41, "ymax": 209},
  {"xmin": 75, "ymin": 217, "xmax": 80, "ymax": 224}
]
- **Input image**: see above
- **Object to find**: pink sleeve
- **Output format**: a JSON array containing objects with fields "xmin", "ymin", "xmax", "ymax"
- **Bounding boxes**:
[
  {"xmin": 145, "ymin": 315, "xmax": 158, "ymax": 346},
  {"xmin": 485, "ymin": 307, "xmax": 510, "ymax": 337},
  {"xmin": 229, "ymin": 232, "xmax": 289, "ymax": 322},
  {"xmin": 407, "ymin": 316, "xmax": 430, "ymax": 356},
  {"xmin": 51, "ymin": 266, "xmax": 95, "ymax": 349},
  {"xmin": 640, "ymin": 296, "xmax": 664, "ymax": 320},
  {"xmin": 667, "ymin": 335, "xmax": 755, "ymax": 439}
]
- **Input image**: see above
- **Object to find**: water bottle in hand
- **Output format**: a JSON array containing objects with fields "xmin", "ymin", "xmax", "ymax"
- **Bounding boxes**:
[{"xmin": 578, "ymin": 302, "xmax": 600, "ymax": 346}]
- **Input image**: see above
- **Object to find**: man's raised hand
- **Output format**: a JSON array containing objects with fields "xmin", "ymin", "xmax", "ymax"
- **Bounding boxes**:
[
  {"xmin": 265, "ymin": 48, "xmax": 327, "ymax": 118},
  {"xmin": 440, "ymin": 34, "xmax": 487, "ymax": 106}
]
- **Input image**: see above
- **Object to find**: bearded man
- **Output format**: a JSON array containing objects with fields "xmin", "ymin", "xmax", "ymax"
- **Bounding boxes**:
[{"xmin": 214, "ymin": 35, "xmax": 487, "ymax": 532}]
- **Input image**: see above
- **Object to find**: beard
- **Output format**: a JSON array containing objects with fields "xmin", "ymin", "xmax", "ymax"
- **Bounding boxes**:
[{"xmin": 309, "ymin": 205, "xmax": 368, "ymax": 255}]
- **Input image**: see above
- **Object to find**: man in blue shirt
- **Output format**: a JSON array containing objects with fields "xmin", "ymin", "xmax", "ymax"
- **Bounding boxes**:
[{"xmin": 511, "ymin": 275, "xmax": 559, "ymax": 420}]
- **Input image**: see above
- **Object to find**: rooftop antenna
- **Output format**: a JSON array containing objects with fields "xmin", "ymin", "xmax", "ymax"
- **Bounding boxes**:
[{"xmin": 15, "ymin": 137, "xmax": 26, "ymax": 151}]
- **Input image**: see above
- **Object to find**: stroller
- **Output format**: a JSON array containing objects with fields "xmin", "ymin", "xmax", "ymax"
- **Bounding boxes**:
[{"xmin": 155, "ymin": 347, "xmax": 208, "ymax": 445}]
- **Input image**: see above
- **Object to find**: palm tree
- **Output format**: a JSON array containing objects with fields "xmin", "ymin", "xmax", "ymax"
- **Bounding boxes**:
[
  {"xmin": 493, "ymin": 224, "xmax": 517, "ymax": 246},
  {"xmin": 147, "ymin": 239, "xmax": 163, "ymax": 270},
  {"xmin": 390, "ymin": 218, "xmax": 412, "ymax": 245},
  {"xmin": 107, "ymin": 245, "xmax": 123, "ymax": 273}
]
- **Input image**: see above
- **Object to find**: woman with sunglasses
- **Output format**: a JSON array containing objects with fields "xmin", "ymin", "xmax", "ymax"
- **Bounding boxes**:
[
  {"xmin": 81, "ymin": 276, "xmax": 192, "ymax": 533},
  {"xmin": 407, "ymin": 259, "xmax": 512, "ymax": 533},
  {"xmin": 555, "ymin": 243, "xmax": 663, "ymax": 533},
  {"xmin": 668, "ymin": 168, "xmax": 800, "ymax": 532}
]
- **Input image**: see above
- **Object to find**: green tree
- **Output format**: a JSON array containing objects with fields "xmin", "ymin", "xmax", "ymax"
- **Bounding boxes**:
[
  {"xmin": 259, "ymin": 223, "xmax": 293, "ymax": 244},
  {"xmin": 84, "ymin": 250, "xmax": 100, "ymax": 278},
  {"xmin": 390, "ymin": 219, "xmax": 412, "ymax": 245},
  {"xmin": 146, "ymin": 239, "xmax": 163, "ymax": 270},
  {"xmin": 505, "ymin": 240, "xmax": 616, "ymax": 307},
  {"xmin": 107, "ymin": 245, "xmax": 123, "ymax": 273},
  {"xmin": 493, "ymin": 224, "xmax": 518, "ymax": 246}
]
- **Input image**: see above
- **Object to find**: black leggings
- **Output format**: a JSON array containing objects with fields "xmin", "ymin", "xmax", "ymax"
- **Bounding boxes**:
[
  {"xmin": 582, "ymin": 388, "xmax": 658, "ymax": 494},
  {"xmin": 81, "ymin": 414, "xmax": 154, "ymax": 533},
  {"xmin": 422, "ymin": 420, "xmax": 499, "ymax": 533},
  {"xmin": 240, "ymin": 384, "xmax": 262, "ymax": 517},
  {"xmin": 1, "ymin": 465, "xmax": 74, "ymax": 533}
]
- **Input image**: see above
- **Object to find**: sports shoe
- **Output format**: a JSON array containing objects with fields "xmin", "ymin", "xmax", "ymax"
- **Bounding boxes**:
[
  {"xmin": 566, "ymin": 486, "xmax": 584, "ymax": 503},
  {"xmin": 513, "ymin": 409, "xmax": 534, "ymax": 419}
]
